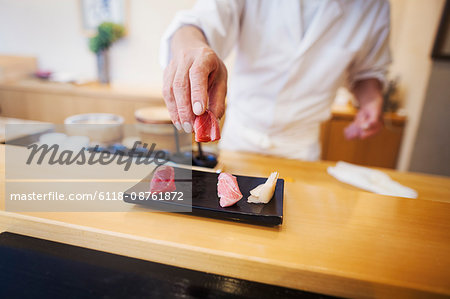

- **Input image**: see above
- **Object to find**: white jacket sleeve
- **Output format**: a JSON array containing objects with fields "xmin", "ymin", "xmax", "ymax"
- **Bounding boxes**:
[
  {"xmin": 348, "ymin": 1, "xmax": 392, "ymax": 89},
  {"xmin": 159, "ymin": 0, "xmax": 244, "ymax": 69}
]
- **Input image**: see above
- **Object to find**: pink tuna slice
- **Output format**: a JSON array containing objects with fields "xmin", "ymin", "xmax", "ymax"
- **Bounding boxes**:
[
  {"xmin": 149, "ymin": 165, "xmax": 176, "ymax": 193},
  {"xmin": 194, "ymin": 109, "xmax": 221, "ymax": 142},
  {"xmin": 217, "ymin": 172, "xmax": 243, "ymax": 207}
]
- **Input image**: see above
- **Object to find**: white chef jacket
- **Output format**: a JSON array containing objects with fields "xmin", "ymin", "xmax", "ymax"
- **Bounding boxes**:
[{"xmin": 160, "ymin": 0, "xmax": 391, "ymax": 161}]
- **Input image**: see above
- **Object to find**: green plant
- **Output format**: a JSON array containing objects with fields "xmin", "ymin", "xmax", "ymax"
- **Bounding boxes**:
[{"xmin": 89, "ymin": 22, "xmax": 125, "ymax": 53}]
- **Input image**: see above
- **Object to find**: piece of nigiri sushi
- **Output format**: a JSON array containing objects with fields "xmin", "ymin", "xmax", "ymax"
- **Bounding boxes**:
[{"xmin": 217, "ymin": 172, "xmax": 242, "ymax": 207}]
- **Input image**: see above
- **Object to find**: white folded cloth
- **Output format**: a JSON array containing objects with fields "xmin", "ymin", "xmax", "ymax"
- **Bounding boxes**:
[{"xmin": 327, "ymin": 161, "xmax": 418, "ymax": 199}]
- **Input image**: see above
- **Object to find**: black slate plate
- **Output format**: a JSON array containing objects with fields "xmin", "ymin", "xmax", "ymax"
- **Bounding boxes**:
[{"xmin": 123, "ymin": 167, "xmax": 284, "ymax": 226}]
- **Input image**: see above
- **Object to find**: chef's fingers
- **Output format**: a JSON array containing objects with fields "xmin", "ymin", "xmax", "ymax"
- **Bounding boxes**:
[
  {"xmin": 360, "ymin": 120, "xmax": 383, "ymax": 139},
  {"xmin": 344, "ymin": 122, "xmax": 361, "ymax": 140},
  {"xmin": 173, "ymin": 59, "xmax": 195, "ymax": 133},
  {"xmin": 208, "ymin": 69, "xmax": 227, "ymax": 119},
  {"xmin": 358, "ymin": 108, "xmax": 383, "ymax": 138},
  {"xmin": 162, "ymin": 62, "xmax": 181, "ymax": 130},
  {"xmin": 189, "ymin": 52, "xmax": 218, "ymax": 116}
]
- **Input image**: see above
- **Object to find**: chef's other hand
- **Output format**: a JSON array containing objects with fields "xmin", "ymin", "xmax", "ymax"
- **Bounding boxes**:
[
  {"xmin": 163, "ymin": 26, "xmax": 227, "ymax": 133},
  {"xmin": 344, "ymin": 79, "xmax": 384, "ymax": 140}
]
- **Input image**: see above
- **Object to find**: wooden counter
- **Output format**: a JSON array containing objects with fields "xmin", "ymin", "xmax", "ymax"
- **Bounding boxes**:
[
  {"xmin": 0, "ymin": 145, "xmax": 449, "ymax": 297},
  {"xmin": 0, "ymin": 117, "xmax": 52, "ymax": 143}
]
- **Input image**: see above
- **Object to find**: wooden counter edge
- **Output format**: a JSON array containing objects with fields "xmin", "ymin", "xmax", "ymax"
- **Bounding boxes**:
[{"xmin": 0, "ymin": 211, "xmax": 446, "ymax": 299}]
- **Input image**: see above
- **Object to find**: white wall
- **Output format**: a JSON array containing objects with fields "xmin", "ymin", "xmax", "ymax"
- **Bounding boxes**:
[
  {"xmin": 389, "ymin": 0, "xmax": 446, "ymax": 171},
  {"xmin": 409, "ymin": 60, "xmax": 450, "ymax": 177},
  {"xmin": 0, "ymin": 0, "xmax": 196, "ymax": 88}
]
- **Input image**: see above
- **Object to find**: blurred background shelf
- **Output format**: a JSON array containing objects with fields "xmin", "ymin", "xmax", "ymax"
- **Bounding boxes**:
[
  {"xmin": 0, "ymin": 78, "xmax": 164, "ymax": 124},
  {"xmin": 0, "ymin": 56, "xmax": 37, "ymax": 82}
]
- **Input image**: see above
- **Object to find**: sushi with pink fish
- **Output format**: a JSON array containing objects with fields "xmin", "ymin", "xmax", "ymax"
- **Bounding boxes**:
[
  {"xmin": 194, "ymin": 109, "xmax": 221, "ymax": 142},
  {"xmin": 150, "ymin": 165, "xmax": 176, "ymax": 193},
  {"xmin": 217, "ymin": 172, "xmax": 242, "ymax": 207}
]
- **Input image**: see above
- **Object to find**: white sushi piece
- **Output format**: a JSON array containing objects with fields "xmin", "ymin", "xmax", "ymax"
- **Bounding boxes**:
[
  {"xmin": 247, "ymin": 171, "xmax": 279, "ymax": 204},
  {"xmin": 249, "ymin": 184, "xmax": 264, "ymax": 197},
  {"xmin": 247, "ymin": 195, "xmax": 260, "ymax": 203}
]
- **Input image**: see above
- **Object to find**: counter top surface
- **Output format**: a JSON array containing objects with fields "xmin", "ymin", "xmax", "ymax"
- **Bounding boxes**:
[
  {"xmin": 0, "ymin": 145, "xmax": 449, "ymax": 298},
  {"xmin": 0, "ymin": 117, "xmax": 52, "ymax": 143}
]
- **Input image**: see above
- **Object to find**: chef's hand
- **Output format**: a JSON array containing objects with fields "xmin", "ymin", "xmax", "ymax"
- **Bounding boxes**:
[
  {"xmin": 163, "ymin": 26, "xmax": 227, "ymax": 133},
  {"xmin": 344, "ymin": 79, "xmax": 384, "ymax": 140}
]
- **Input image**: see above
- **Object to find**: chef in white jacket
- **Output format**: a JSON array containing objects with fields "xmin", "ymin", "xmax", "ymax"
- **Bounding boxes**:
[{"xmin": 160, "ymin": 0, "xmax": 391, "ymax": 161}]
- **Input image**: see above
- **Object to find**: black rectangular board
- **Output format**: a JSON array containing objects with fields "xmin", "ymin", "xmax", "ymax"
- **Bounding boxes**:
[{"xmin": 123, "ymin": 167, "xmax": 284, "ymax": 226}]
